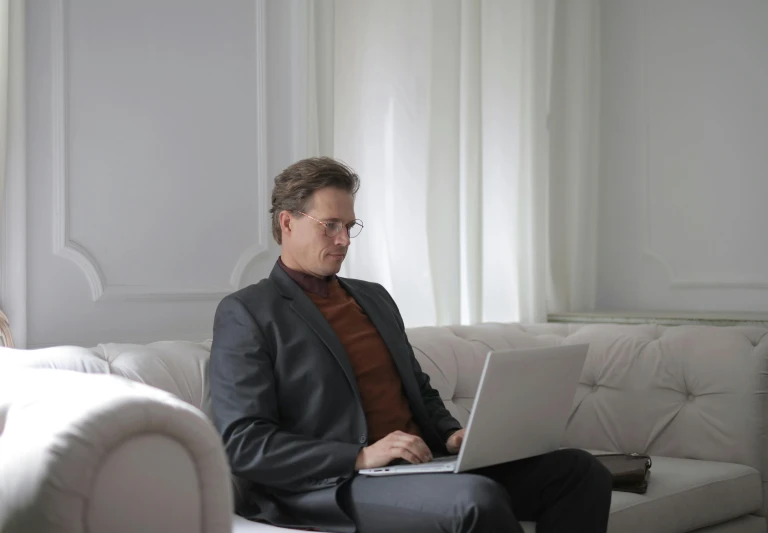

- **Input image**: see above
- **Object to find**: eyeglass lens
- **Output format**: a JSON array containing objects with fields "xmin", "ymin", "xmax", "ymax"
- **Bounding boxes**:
[{"xmin": 327, "ymin": 222, "xmax": 362, "ymax": 238}]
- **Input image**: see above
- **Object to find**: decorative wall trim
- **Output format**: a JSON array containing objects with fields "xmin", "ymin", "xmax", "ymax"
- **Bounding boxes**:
[
  {"xmin": 640, "ymin": 2, "xmax": 768, "ymax": 290},
  {"xmin": 50, "ymin": 0, "xmax": 105, "ymax": 301},
  {"xmin": 50, "ymin": 0, "xmax": 270, "ymax": 301},
  {"xmin": 0, "ymin": 0, "xmax": 27, "ymax": 347},
  {"xmin": 548, "ymin": 311, "xmax": 768, "ymax": 328}
]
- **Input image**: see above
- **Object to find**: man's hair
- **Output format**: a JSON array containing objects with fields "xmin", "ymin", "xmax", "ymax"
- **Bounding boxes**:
[{"xmin": 269, "ymin": 157, "xmax": 360, "ymax": 244}]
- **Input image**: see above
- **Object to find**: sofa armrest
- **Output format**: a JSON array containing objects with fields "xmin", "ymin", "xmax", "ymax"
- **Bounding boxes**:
[{"xmin": 0, "ymin": 369, "xmax": 232, "ymax": 533}]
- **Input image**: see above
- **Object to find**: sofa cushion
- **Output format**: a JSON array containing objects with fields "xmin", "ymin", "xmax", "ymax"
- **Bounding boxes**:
[{"xmin": 607, "ymin": 456, "xmax": 761, "ymax": 533}]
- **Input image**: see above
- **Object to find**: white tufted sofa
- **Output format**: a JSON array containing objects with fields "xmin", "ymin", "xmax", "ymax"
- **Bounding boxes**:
[{"xmin": 1, "ymin": 323, "xmax": 767, "ymax": 533}]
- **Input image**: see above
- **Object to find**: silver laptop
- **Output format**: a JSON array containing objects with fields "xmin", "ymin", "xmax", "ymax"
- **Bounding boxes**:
[{"xmin": 359, "ymin": 344, "xmax": 588, "ymax": 476}]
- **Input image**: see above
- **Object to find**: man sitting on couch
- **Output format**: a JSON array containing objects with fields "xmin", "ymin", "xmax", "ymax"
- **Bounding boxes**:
[{"xmin": 209, "ymin": 157, "xmax": 612, "ymax": 533}]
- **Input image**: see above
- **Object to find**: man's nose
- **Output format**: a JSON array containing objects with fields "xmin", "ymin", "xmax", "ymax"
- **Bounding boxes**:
[{"xmin": 335, "ymin": 228, "xmax": 351, "ymax": 246}]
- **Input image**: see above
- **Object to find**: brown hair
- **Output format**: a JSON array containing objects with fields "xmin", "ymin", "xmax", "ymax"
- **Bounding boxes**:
[{"xmin": 269, "ymin": 157, "xmax": 360, "ymax": 244}]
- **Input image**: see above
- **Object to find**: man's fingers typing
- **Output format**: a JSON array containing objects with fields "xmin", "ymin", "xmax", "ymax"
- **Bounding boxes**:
[
  {"xmin": 395, "ymin": 436, "xmax": 431, "ymax": 462},
  {"xmin": 397, "ymin": 449, "xmax": 422, "ymax": 464}
]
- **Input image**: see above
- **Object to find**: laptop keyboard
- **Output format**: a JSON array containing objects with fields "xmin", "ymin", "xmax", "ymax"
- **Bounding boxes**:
[{"xmin": 388, "ymin": 455, "xmax": 456, "ymax": 467}]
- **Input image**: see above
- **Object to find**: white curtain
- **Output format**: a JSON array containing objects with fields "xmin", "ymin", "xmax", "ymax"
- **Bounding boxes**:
[
  {"xmin": 306, "ymin": 0, "xmax": 599, "ymax": 327},
  {"xmin": 547, "ymin": 0, "xmax": 602, "ymax": 314}
]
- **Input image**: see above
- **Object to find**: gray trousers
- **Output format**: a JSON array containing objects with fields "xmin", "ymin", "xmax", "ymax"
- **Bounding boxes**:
[{"xmin": 337, "ymin": 448, "xmax": 613, "ymax": 533}]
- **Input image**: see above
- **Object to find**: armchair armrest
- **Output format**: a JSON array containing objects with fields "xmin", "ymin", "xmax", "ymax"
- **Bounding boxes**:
[{"xmin": 0, "ymin": 369, "xmax": 232, "ymax": 533}]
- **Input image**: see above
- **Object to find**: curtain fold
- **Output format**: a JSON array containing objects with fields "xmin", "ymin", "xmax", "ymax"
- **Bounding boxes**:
[
  {"xmin": 307, "ymin": 0, "xmax": 599, "ymax": 327},
  {"xmin": 547, "ymin": 0, "xmax": 602, "ymax": 314}
]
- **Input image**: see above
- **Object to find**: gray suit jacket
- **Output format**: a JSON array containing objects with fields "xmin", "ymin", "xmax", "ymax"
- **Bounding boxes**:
[{"xmin": 209, "ymin": 263, "xmax": 462, "ymax": 532}]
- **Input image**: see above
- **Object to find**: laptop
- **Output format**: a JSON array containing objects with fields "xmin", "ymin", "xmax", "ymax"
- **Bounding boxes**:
[{"xmin": 359, "ymin": 344, "xmax": 588, "ymax": 476}]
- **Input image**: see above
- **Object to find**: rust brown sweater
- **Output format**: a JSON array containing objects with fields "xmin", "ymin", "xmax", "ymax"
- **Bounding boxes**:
[{"xmin": 278, "ymin": 258, "xmax": 421, "ymax": 443}]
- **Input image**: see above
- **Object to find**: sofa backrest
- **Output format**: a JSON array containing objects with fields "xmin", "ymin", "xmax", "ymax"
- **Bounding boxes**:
[
  {"xmin": 0, "ymin": 341, "xmax": 214, "ymax": 420},
  {"xmin": 407, "ymin": 323, "xmax": 768, "ymax": 474},
  {"xmin": 2, "ymin": 323, "xmax": 767, "ymax": 473}
]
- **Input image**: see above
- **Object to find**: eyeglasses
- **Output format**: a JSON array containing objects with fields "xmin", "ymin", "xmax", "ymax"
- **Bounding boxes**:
[{"xmin": 298, "ymin": 211, "xmax": 364, "ymax": 238}]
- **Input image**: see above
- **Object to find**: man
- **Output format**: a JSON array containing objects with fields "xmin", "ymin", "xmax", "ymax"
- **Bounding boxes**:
[{"xmin": 210, "ymin": 157, "xmax": 612, "ymax": 533}]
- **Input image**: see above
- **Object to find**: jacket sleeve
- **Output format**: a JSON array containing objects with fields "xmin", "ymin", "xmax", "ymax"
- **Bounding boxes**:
[
  {"xmin": 209, "ymin": 295, "xmax": 362, "ymax": 492},
  {"xmin": 376, "ymin": 285, "xmax": 463, "ymax": 441}
]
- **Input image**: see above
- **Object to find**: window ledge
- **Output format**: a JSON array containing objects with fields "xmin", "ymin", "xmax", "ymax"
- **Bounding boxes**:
[{"xmin": 547, "ymin": 311, "xmax": 768, "ymax": 328}]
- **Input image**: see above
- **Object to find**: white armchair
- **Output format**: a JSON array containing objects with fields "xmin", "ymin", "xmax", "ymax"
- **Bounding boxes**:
[{"xmin": 0, "ymin": 368, "xmax": 233, "ymax": 533}]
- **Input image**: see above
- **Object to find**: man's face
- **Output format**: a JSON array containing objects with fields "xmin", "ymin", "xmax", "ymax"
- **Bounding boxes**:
[{"xmin": 283, "ymin": 187, "xmax": 356, "ymax": 278}]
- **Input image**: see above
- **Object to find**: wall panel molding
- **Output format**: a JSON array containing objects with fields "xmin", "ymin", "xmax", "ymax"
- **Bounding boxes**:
[
  {"xmin": 50, "ymin": 0, "xmax": 270, "ymax": 301},
  {"xmin": 0, "ymin": 0, "xmax": 27, "ymax": 346}
]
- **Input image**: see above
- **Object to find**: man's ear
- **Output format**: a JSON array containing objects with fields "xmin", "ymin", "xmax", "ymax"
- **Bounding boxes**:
[{"xmin": 278, "ymin": 211, "xmax": 292, "ymax": 238}]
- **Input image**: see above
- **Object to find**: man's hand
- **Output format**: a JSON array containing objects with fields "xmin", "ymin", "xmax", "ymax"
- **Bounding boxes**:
[
  {"xmin": 446, "ymin": 428, "xmax": 466, "ymax": 455},
  {"xmin": 355, "ymin": 431, "xmax": 433, "ymax": 470}
]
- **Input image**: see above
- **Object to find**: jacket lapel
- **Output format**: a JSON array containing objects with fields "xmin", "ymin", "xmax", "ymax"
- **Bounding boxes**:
[
  {"xmin": 337, "ymin": 278, "xmax": 422, "ymax": 404},
  {"xmin": 340, "ymin": 280, "xmax": 445, "ymax": 448},
  {"xmin": 269, "ymin": 265, "xmax": 363, "ymax": 407}
]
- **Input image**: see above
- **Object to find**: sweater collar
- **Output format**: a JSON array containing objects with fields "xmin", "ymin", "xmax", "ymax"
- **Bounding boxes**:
[{"xmin": 277, "ymin": 256, "xmax": 335, "ymax": 297}]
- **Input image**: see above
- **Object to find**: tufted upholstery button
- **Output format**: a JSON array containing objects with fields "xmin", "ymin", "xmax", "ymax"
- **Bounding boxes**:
[
  {"xmin": 687, "ymin": 393, "xmax": 694, "ymax": 401},
  {"xmin": 591, "ymin": 384, "xmax": 599, "ymax": 392}
]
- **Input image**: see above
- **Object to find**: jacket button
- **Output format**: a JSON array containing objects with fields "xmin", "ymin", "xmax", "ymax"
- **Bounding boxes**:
[{"xmin": 359, "ymin": 435, "xmax": 366, "ymax": 444}]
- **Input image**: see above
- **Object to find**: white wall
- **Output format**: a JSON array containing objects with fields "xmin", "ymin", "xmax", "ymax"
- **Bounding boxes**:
[
  {"xmin": 8, "ymin": 0, "xmax": 766, "ymax": 347},
  {"xmin": 7, "ymin": 0, "xmax": 308, "ymax": 348},
  {"xmin": 595, "ymin": 0, "xmax": 768, "ymax": 313}
]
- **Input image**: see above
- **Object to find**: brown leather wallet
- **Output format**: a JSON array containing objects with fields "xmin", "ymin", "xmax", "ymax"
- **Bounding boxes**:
[{"xmin": 594, "ymin": 453, "xmax": 652, "ymax": 494}]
